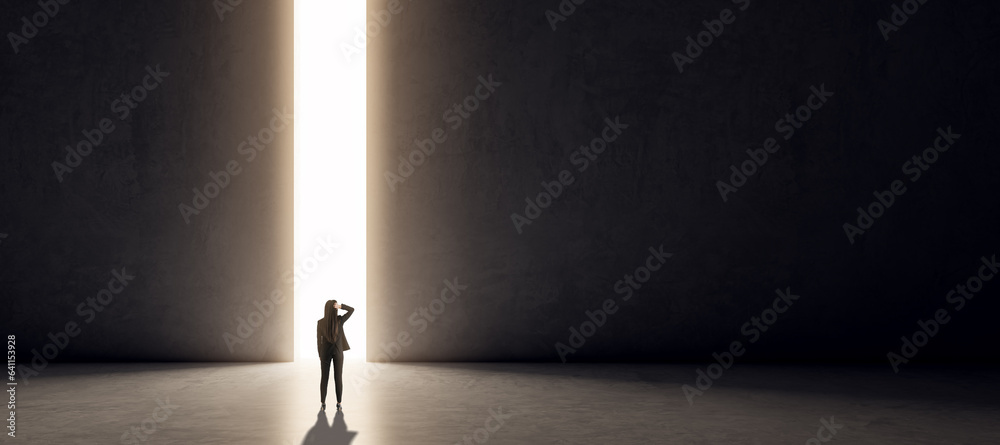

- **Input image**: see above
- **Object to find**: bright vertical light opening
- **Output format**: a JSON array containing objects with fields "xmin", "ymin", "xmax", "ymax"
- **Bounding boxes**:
[{"xmin": 294, "ymin": 0, "xmax": 366, "ymax": 361}]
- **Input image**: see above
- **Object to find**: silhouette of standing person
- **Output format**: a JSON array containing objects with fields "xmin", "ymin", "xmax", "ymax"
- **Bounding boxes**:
[{"xmin": 318, "ymin": 300, "xmax": 354, "ymax": 411}]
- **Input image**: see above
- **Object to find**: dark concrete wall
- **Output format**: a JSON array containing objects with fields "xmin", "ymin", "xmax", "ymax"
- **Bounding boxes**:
[
  {"xmin": 1, "ymin": 1, "xmax": 293, "ymax": 362},
  {"xmin": 369, "ymin": 0, "xmax": 1000, "ymax": 362}
]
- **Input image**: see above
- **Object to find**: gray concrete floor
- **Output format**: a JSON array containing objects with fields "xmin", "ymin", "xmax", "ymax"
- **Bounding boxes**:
[{"xmin": 12, "ymin": 360, "xmax": 1000, "ymax": 444}]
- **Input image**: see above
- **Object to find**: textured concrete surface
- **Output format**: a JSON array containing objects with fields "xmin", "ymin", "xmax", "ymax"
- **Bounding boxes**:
[
  {"xmin": 367, "ymin": 0, "xmax": 1000, "ymax": 361},
  {"xmin": 1, "ymin": 0, "xmax": 999, "ymax": 379},
  {"xmin": 0, "ymin": 2, "xmax": 293, "ymax": 361},
  {"xmin": 12, "ymin": 362, "xmax": 1000, "ymax": 444}
]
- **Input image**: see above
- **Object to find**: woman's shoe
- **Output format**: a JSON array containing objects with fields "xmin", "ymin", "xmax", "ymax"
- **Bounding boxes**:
[
  {"xmin": 321, "ymin": 403, "xmax": 326, "ymax": 411},
  {"xmin": 336, "ymin": 403, "xmax": 342, "ymax": 411}
]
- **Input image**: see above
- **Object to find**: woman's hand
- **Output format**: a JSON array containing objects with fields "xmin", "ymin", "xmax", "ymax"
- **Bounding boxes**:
[{"xmin": 334, "ymin": 303, "xmax": 342, "ymax": 309}]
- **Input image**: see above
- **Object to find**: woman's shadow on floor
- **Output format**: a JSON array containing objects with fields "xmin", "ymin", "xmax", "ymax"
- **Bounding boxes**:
[{"xmin": 302, "ymin": 410, "xmax": 358, "ymax": 445}]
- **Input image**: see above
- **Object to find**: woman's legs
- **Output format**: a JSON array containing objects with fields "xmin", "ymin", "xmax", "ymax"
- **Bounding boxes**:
[
  {"xmin": 332, "ymin": 347, "xmax": 345, "ymax": 404},
  {"xmin": 319, "ymin": 343, "xmax": 333, "ymax": 404}
]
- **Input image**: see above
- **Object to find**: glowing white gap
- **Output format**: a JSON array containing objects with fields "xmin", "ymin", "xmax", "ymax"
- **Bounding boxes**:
[{"xmin": 293, "ymin": 0, "xmax": 366, "ymax": 362}]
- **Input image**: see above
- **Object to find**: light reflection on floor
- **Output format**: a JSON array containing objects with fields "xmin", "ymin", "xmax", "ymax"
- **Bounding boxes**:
[{"xmin": 14, "ymin": 361, "xmax": 1000, "ymax": 444}]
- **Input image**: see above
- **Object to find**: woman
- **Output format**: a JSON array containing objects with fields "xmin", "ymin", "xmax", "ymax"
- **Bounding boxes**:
[{"xmin": 317, "ymin": 299, "xmax": 354, "ymax": 411}]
